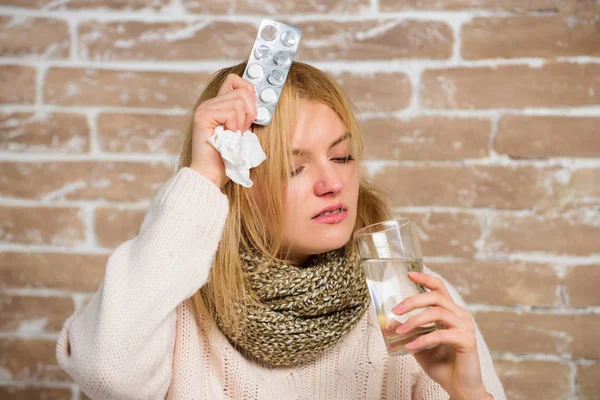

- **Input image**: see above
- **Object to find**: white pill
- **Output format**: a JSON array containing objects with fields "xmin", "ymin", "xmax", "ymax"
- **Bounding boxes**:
[
  {"xmin": 260, "ymin": 88, "xmax": 278, "ymax": 104},
  {"xmin": 247, "ymin": 64, "xmax": 263, "ymax": 80},
  {"xmin": 256, "ymin": 106, "xmax": 271, "ymax": 122}
]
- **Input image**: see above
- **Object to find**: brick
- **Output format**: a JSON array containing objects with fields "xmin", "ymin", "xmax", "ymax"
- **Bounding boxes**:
[
  {"xmin": 0, "ymin": 294, "xmax": 73, "ymax": 333},
  {"xmin": 0, "ymin": 112, "xmax": 89, "ymax": 153},
  {"xmin": 475, "ymin": 311, "xmax": 600, "ymax": 357},
  {"xmin": 79, "ymin": 21, "xmax": 256, "ymax": 61},
  {"xmin": 421, "ymin": 63, "xmax": 600, "ymax": 109},
  {"xmin": 44, "ymin": 68, "xmax": 212, "ymax": 108},
  {"xmin": 0, "ymin": 338, "xmax": 70, "ymax": 381},
  {"xmin": 394, "ymin": 212, "xmax": 481, "ymax": 258},
  {"xmin": 95, "ymin": 207, "xmax": 145, "ymax": 248},
  {"xmin": 0, "ymin": 161, "xmax": 173, "ymax": 202},
  {"xmin": 577, "ymin": 363, "xmax": 600, "ymax": 400},
  {"xmin": 370, "ymin": 165, "xmax": 557, "ymax": 209},
  {"xmin": 0, "ymin": 252, "xmax": 107, "ymax": 292},
  {"xmin": 0, "ymin": 65, "xmax": 36, "ymax": 104},
  {"xmin": 495, "ymin": 116, "xmax": 600, "ymax": 158},
  {"xmin": 0, "ymin": 386, "xmax": 72, "ymax": 400},
  {"xmin": 0, "ymin": 0, "xmax": 169, "ymax": 9},
  {"xmin": 381, "ymin": 0, "xmax": 597, "ymax": 13},
  {"xmin": 0, "ymin": 206, "xmax": 85, "ymax": 246},
  {"xmin": 97, "ymin": 113, "xmax": 185, "ymax": 153},
  {"xmin": 330, "ymin": 71, "xmax": 411, "ymax": 112},
  {"xmin": 429, "ymin": 261, "xmax": 560, "ymax": 306},
  {"xmin": 361, "ymin": 117, "xmax": 490, "ymax": 160},
  {"xmin": 485, "ymin": 210, "xmax": 599, "ymax": 256},
  {"xmin": 463, "ymin": 16, "xmax": 600, "ymax": 59},
  {"xmin": 0, "ymin": 16, "xmax": 69, "ymax": 59},
  {"xmin": 494, "ymin": 359, "xmax": 571, "ymax": 400},
  {"xmin": 296, "ymin": 20, "xmax": 452, "ymax": 60},
  {"xmin": 183, "ymin": 0, "xmax": 368, "ymax": 14},
  {"xmin": 564, "ymin": 265, "xmax": 600, "ymax": 307},
  {"xmin": 570, "ymin": 169, "xmax": 600, "ymax": 207}
]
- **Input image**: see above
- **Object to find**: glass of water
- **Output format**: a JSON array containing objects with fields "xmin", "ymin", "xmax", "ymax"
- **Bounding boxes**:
[{"xmin": 355, "ymin": 218, "xmax": 438, "ymax": 356}]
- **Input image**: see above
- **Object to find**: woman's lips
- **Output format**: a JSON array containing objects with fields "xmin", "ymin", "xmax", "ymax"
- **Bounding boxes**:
[{"xmin": 311, "ymin": 209, "xmax": 348, "ymax": 224}]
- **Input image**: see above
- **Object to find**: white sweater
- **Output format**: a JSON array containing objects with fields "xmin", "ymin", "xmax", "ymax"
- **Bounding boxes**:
[{"xmin": 56, "ymin": 167, "xmax": 507, "ymax": 400}]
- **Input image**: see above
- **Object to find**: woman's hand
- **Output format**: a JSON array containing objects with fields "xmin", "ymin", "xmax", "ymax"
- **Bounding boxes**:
[
  {"xmin": 391, "ymin": 271, "xmax": 493, "ymax": 400},
  {"xmin": 190, "ymin": 74, "xmax": 257, "ymax": 189}
]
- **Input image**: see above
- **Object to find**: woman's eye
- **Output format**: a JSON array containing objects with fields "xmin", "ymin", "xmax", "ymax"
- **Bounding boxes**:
[
  {"xmin": 291, "ymin": 155, "xmax": 353, "ymax": 176},
  {"xmin": 291, "ymin": 166, "xmax": 304, "ymax": 177},
  {"xmin": 332, "ymin": 155, "xmax": 354, "ymax": 163}
]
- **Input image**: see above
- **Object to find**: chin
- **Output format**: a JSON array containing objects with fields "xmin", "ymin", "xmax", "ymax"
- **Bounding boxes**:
[
  {"xmin": 309, "ymin": 226, "xmax": 354, "ymax": 254},
  {"xmin": 286, "ymin": 215, "xmax": 357, "ymax": 258}
]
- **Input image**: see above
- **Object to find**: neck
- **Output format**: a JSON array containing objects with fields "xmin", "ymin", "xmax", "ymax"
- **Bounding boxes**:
[{"xmin": 277, "ymin": 247, "xmax": 311, "ymax": 266}]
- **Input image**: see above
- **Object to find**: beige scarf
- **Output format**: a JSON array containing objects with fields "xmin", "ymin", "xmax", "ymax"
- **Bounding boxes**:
[{"xmin": 216, "ymin": 246, "xmax": 370, "ymax": 367}]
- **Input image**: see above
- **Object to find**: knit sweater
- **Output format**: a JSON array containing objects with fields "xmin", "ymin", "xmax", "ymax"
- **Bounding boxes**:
[{"xmin": 56, "ymin": 167, "xmax": 507, "ymax": 400}]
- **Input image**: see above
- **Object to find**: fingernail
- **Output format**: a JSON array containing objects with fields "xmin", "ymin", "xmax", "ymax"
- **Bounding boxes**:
[
  {"xmin": 392, "ymin": 303, "xmax": 403, "ymax": 314},
  {"xmin": 396, "ymin": 324, "xmax": 408, "ymax": 333},
  {"xmin": 405, "ymin": 341, "xmax": 417, "ymax": 349},
  {"xmin": 408, "ymin": 271, "xmax": 418, "ymax": 277}
]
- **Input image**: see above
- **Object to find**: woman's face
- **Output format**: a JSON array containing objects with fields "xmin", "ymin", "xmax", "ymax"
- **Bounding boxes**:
[{"xmin": 281, "ymin": 100, "xmax": 360, "ymax": 264}]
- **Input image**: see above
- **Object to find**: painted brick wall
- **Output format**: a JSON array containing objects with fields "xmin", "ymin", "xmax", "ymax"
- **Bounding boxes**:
[{"xmin": 0, "ymin": 1, "xmax": 599, "ymax": 399}]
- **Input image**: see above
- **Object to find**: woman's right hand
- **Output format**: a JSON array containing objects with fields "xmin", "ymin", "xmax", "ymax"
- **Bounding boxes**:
[{"xmin": 189, "ymin": 74, "xmax": 258, "ymax": 189}]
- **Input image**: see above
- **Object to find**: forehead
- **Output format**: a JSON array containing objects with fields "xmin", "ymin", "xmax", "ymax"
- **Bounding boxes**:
[{"xmin": 290, "ymin": 101, "xmax": 347, "ymax": 146}]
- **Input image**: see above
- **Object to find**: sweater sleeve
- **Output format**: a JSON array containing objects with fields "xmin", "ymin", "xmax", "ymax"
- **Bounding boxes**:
[
  {"xmin": 411, "ymin": 266, "xmax": 507, "ymax": 400},
  {"xmin": 55, "ymin": 167, "xmax": 229, "ymax": 400}
]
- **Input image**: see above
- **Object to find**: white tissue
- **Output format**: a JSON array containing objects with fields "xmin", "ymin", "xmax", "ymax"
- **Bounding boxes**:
[{"xmin": 207, "ymin": 125, "xmax": 267, "ymax": 188}]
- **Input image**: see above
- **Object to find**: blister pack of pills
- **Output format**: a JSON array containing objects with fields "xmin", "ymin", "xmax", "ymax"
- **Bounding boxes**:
[{"xmin": 243, "ymin": 19, "xmax": 302, "ymax": 126}]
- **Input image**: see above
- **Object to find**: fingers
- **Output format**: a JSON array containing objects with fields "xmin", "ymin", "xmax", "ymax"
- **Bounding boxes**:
[
  {"xmin": 405, "ymin": 326, "xmax": 476, "ymax": 352},
  {"xmin": 211, "ymin": 89, "xmax": 257, "ymax": 130},
  {"xmin": 393, "ymin": 290, "xmax": 467, "ymax": 319},
  {"xmin": 385, "ymin": 318, "xmax": 403, "ymax": 332},
  {"xmin": 195, "ymin": 108, "xmax": 240, "ymax": 134},
  {"xmin": 198, "ymin": 88, "xmax": 257, "ymax": 132},
  {"xmin": 218, "ymin": 73, "xmax": 256, "ymax": 100},
  {"xmin": 202, "ymin": 95, "xmax": 245, "ymax": 131},
  {"xmin": 408, "ymin": 271, "xmax": 452, "ymax": 299},
  {"xmin": 390, "ymin": 271, "xmax": 478, "ymax": 353},
  {"xmin": 395, "ymin": 306, "xmax": 463, "ymax": 335}
]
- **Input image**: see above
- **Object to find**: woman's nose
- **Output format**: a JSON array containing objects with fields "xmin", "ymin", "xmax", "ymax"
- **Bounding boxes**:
[{"xmin": 314, "ymin": 164, "xmax": 343, "ymax": 197}]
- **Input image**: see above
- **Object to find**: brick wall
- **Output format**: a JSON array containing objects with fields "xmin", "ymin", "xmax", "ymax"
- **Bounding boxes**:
[{"xmin": 1, "ymin": 1, "xmax": 599, "ymax": 399}]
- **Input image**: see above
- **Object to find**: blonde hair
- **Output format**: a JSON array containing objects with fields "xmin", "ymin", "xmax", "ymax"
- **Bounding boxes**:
[{"xmin": 176, "ymin": 60, "xmax": 391, "ymax": 336}]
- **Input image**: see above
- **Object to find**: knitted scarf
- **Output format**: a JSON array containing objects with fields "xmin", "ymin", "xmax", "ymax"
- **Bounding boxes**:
[{"xmin": 215, "ymin": 246, "xmax": 371, "ymax": 367}]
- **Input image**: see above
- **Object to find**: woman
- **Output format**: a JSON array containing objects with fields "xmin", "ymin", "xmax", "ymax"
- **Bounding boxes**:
[{"xmin": 56, "ymin": 61, "xmax": 506, "ymax": 399}]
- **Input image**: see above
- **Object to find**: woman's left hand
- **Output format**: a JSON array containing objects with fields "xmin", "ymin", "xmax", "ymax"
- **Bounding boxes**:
[{"xmin": 391, "ymin": 271, "xmax": 493, "ymax": 400}]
